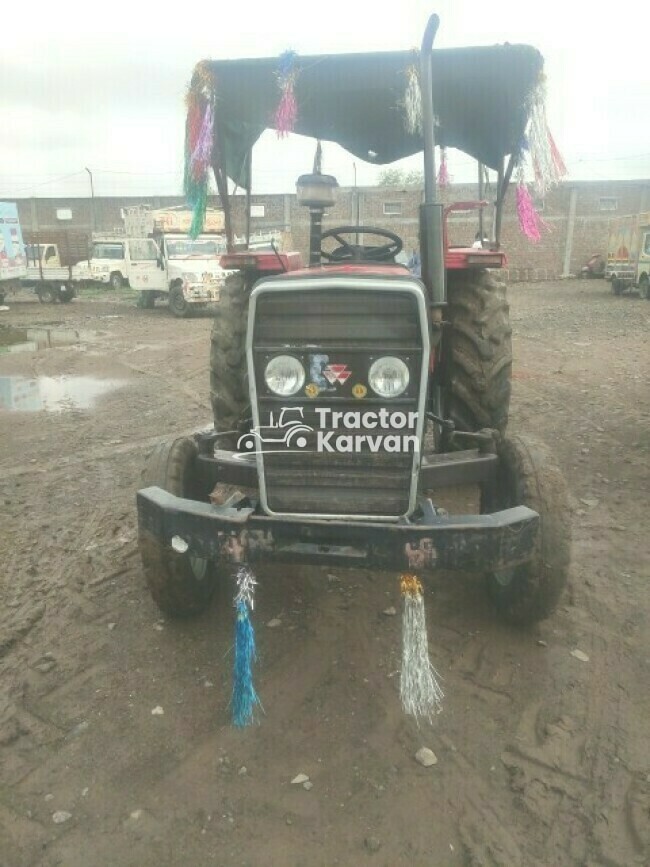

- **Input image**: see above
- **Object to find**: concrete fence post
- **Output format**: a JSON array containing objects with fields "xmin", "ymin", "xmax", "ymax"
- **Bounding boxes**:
[{"xmin": 562, "ymin": 187, "xmax": 578, "ymax": 278}]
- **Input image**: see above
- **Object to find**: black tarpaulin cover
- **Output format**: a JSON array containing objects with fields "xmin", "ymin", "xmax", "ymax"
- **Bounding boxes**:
[{"xmin": 204, "ymin": 44, "xmax": 543, "ymax": 188}]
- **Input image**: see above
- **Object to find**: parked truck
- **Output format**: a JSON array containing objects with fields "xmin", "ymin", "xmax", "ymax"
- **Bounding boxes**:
[
  {"xmin": 79, "ymin": 235, "xmax": 131, "ymax": 290},
  {"xmin": 123, "ymin": 206, "xmax": 228, "ymax": 316},
  {"xmin": 19, "ymin": 229, "xmax": 92, "ymax": 303},
  {"xmin": 0, "ymin": 202, "xmax": 27, "ymax": 306},
  {"xmin": 605, "ymin": 211, "xmax": 650, "ymax": 298}
]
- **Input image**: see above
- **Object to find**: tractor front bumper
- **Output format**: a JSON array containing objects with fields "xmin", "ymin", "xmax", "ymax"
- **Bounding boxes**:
[{"xmin": 136, "ymin": 486, "xmax": 538, "ymax": 573}]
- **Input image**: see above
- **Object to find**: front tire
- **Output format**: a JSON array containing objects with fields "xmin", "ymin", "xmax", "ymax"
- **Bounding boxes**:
[
  {"xmin": 210, "ymin": 272, "xmax": 249, "ymax": 444},
  {"xmin": 109, "ymin": 272, "xmax": 124, "ymax": 290},
  {"xmin": 481, "ymin": 435, "xmax": 571, "ymax": 625},
  {"xmin": 169, "ymin": 284, "xmax": 189, "ymax": 318},
  {"xmin": 139, "ymin": 437, "xmax": 218, "ymax": 617},
  {"xmin": 639, "ymin": 276, "xmax": 649, "ymax": 300},
  {"xmin": 611, "ymin": 279, "xmax": 624, "ymax": 296},
  {"xmin": 443, "ymin": 268, "xmax": 512, "ymax": 434}
]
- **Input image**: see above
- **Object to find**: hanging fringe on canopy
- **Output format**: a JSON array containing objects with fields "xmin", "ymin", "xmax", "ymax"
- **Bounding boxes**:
[
  {"xmin": 548, "ymin": 130, "xmax": 567, "ymax": 179},
  {"xmin": 437, "ymin": 147, "xmax": 450, "ymax": 188},
  {"xmin": 525, "ymin": 73, "xmax": 567, "ymax": 198},
  {"xmin": 188, "ymin": 184, "xmax": 208, "ymax": 240},
  {"xmin": 274, "ymin": 50, "xmax": 299, "ymax": 137},
  {"xmin": 190, "ymin": 102, "xmax": 214, "ymax": 180},
  {"xmin": 183, "ymin": 61, "xmax": 216, "ymax": 238},
  {"xmin": 231, "ymin": 565, "xmax": 262, "ymax": 727},
  {"xmin": 515, "ymin": 163, "xmax": 547, "ymax": 243},
  {"xmin": 399, "ymin": 574, "xmax": 443, "ymax": 724},
  {"xmin": 513, "ymin": 69, "xmax": 566, "ymax": 243},
  {"xmin": 403, "ymin": 63, "xmax": 423, "ymax": 135}
]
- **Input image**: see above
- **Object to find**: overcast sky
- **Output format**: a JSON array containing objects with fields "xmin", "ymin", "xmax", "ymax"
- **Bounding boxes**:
[{"xmin": 1, "ymin": 0, "xmax": 648, "ymax": 199}]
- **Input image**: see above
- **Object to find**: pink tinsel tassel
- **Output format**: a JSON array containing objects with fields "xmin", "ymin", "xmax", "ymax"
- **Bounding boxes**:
[
  {"xmin": 274, "ymin": 87, "xmax": 297, "ymax": 138},
  {"xmin": 516, "ymin": 182, "xmax": 546, "ymax": 243},
  {"xmin": 186, "ymin": 97, "xmax": 203, "ymax": 156},
  {"xmin": 548, "ymin": 130, "xmax": 567, "ymax": 178},
  {"xmin": 437, "ymin": 149, "xmax": 449, "ymax": 187},
  {"xmin": 190, "ymin": 103, "xmax": 213, "ymax": 180}
]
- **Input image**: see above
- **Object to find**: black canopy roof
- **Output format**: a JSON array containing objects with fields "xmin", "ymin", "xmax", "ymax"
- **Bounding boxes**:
[{"xmin": 205, "ymin": 44, "xmax": 543, "ymax": 187}]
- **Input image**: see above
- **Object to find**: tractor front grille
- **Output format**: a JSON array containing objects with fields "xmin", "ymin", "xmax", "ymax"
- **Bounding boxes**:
[{"xmin": 248, "ymin": 276, "xmax": 429, "ymax": 520}]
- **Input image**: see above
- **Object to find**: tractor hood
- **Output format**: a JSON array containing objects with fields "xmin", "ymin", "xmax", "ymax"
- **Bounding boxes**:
[{"xmin": 201, "ymin": 44, "xmax": 543, "ymax": 187}]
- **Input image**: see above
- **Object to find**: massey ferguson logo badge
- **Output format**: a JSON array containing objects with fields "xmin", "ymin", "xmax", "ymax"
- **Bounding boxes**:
[{"xmin": 323, "ymin": 364, "xmax": 351, "ymax": 385}]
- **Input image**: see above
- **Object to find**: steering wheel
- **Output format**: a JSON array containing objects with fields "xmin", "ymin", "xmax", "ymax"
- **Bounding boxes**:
[{"xmin": 320, "ymin": 226, "xmax": 403, "ymax": 263}]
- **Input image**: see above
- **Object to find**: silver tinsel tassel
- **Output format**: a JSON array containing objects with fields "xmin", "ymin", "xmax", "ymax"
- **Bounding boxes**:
[
  {"xmin": 403, "ymin": 64, "xmax": 423, "ymax": 135},
  {"xmin": 400, "ymin": 574, "xmax": 443, "ymax": 723}
]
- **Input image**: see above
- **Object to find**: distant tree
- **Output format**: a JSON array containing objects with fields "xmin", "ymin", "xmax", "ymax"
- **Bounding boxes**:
[
  {"xmin": 404, "ymin": 169, "xmax": 424, "ymax": 186},
  {"xmin": 377, "ymin": 168, "xmax": 424, "ymax": 187},
  {"xmin": 377, "ymin": 168, "xmax": 406, "ymax": 187}
]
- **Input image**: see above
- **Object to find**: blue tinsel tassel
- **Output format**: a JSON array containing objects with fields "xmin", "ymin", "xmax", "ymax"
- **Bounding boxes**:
[{"xmin": 232, "ymin": 597, "xmax": 261, "ymax": 727}]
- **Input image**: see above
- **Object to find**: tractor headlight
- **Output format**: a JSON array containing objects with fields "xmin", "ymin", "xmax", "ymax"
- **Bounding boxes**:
[
  {"xmin": 368, "ymin": 356, "xmax": 410, "ymax": 398},
  {"xmin": 264, "ymin": 355, "xmax": 305, "ymax": 396},
  {"xmin": 182, "ymin": 272, "xmax": 199, "ymax": 285}
]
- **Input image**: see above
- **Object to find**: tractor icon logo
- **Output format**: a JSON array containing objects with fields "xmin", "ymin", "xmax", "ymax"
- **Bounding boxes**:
[{"xmin": 237, "ymin": 407, "xmax": 314, "ymax": 453}]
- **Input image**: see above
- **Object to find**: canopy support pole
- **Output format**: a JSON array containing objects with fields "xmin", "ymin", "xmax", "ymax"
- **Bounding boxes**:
[
  {"xmin": 245, "ymin": 149, "xmax": 252, "ymax": 248},
  {"xmin": 211, "ymin": 115, "xmax": 234, "ymax": 251},
  {"xmin": 213, "ymin": 162, "xmax": 232, "ymax": 251},
  {"xmin": 478, "ymin": 162, "xmax": 485, "ymax": 242},
  {"xmin": 495, "ymin": 153, "xmax": 516, "ymax": 249}
]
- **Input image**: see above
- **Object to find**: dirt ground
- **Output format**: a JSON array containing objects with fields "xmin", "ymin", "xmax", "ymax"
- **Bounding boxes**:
[{"xmin": 0, "ymin": 279, "xmax": 648, "ymax": 867}]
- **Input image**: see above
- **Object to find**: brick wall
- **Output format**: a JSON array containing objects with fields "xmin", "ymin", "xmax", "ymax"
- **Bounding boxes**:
[{"xmin": 9, "ymin": 179, "xmax": 650, "ymax": 279}]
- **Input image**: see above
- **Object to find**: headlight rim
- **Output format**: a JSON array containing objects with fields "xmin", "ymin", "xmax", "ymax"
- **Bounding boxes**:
[
  {"xmin": 264, "ymin": 354, "xmax": 306, "ymax": 397},
  {"xmin": 367, "ymin": 355, "xmax": 410, "ymax": 399}
]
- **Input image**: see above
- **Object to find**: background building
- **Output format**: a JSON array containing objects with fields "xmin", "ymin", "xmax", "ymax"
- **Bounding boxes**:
[{"xmin": 8, "ymin": 179, "xmax": 649, "ymax": 281}]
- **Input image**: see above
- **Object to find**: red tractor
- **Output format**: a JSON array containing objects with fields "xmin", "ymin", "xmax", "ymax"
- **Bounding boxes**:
[{"xmin": 137, "ymin": 15, "xmax": 570, "ymax": 627}]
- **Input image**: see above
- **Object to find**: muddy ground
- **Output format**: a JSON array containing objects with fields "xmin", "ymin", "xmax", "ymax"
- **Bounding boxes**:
[{"xmin": 0, "ymin": 279, "xmax": 648, "ymax": 867}]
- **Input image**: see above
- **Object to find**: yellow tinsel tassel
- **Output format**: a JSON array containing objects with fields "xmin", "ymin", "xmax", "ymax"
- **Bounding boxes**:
[{"xmin": 400, "ymin": 574, "xmax": 443, "ymax": 723}]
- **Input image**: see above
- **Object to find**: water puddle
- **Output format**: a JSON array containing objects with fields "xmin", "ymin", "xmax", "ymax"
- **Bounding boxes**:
[
  {"xmin": 0, "ymin": 375, "xmax": 125, "ymax": 412},
  {"xmin": 0, "ymin": 325, "xmax": 100, "ymax": 354}
]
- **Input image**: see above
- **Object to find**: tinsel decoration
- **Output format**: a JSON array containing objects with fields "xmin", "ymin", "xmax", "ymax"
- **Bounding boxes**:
[
  {"xmin": 274, "ymin": 50, "xmax": 298, "ymax": 137},
  {"xmin": 513, "ymin": 70, "xmax": 566, "ymax": 244},
  {"xmin": 403, "ymin": 63, "xmax": 423, "ymax": 135},
  {"xmin": 183, "ymin": 62, "xmax": 216, "ymax": 238},
  {"xmin": 515, "ymin": 164, "xmax": 547, "ymax": 243},
  {"xmin": 548, "ymin": 130, "xmax": 567, "ymax": 179},
  {"xmin": 437, "ymin": 147, "xmax": 450, "ymax": 188},
  {"xmin": 399, "ymin": 574, "xmax": 443, "ymax": 723},
  {"xmin": 190, "ymin": 102, "xmax": 214, "ymax": 180},
  {"xmin": 231, "ymin": 565, "xmax": 262, "ymax": 727},
  {"xmin": 525, "ymin": 73, "xmax": 567, "ymax": 197}
]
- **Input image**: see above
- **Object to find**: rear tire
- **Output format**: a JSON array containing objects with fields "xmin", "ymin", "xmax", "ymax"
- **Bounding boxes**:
[
  {"xmin": 37, "ymin": 285, "xmax": 56, "ymax": 304},
  {"xmin": 137, "ymin": 291, "xmax": 156, "ymax": 309},
  {"xmin": 481, "ymin": 435, "xmax": 571, "ymax": 625},
  {"xmin": 139, "ymin": 437, "xmax": 218, "ymax": 617},
  {"xmin": 60, "ymin": 286, "xmax": 75, "ymax": 303},
  {"xmin": 444, "ymin": 268, "xmax": 512, "ymax": 434},
  {"xmin": 209, "ymin": 272, "xmax": 250, "ymax": 444}
]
